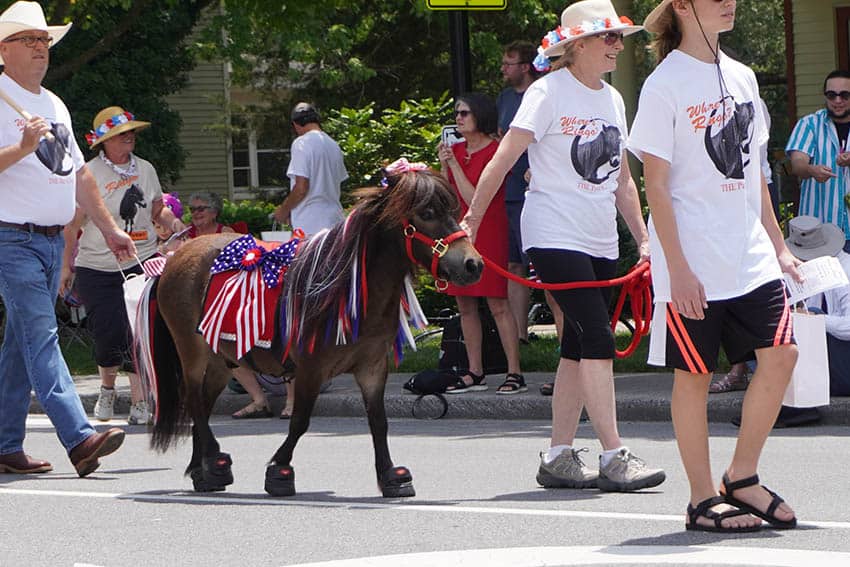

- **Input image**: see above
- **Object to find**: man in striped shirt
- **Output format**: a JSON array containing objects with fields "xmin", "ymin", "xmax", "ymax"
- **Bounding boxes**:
[{"xmin": 786, "ymin": 70, "xmax": 850, "ymax": 249}]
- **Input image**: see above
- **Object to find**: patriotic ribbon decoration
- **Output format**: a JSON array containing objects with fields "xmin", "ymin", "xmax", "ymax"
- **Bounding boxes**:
[
  {"xmin": 210, "ymin": 234, "xmax": 299, "ymax": 289},
  {"xmin": 200, "ymin": 234, "xmax": 301, "ymax": 359}
]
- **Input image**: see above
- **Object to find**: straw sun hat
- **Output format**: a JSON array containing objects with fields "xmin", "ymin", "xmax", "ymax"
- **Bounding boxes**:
[
  {"xmin": 541, "ymin": 0, "xmax": 643, "ymax": 59},
  {"xmin": 0, "ymin": 1, "xmax": 72, "ymax": 64},
  {"xmin": 86, "ymin": 106, "xmax": 151, "ymax": 149}
]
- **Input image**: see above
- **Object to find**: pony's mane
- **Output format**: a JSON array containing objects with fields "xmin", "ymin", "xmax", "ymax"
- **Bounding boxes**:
[{"xmin": 280, "ymin": 169, "xmax": 457, "ymax": 353}]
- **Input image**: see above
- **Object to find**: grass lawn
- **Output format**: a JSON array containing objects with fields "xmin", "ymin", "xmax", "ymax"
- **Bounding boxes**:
[{"xmin": 60, "ymin": 330, "xmax": 730, "ymax": 376}]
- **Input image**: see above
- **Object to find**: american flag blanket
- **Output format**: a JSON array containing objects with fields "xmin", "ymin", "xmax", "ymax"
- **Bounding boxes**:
[{"xmin": 198, "ymin": 234, "xmax": 300, "ymax": 359}]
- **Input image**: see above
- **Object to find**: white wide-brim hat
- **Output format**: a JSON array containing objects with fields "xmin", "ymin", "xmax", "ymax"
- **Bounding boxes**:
[
  {"xmin": 543, "ymin": 0, "xmax": 643, "ymax": 58},
  {"xmin": 0, "ymin": 1, "xmax": 72, "ymax": 65},
  {"xmin": 643, "ymin": 0, "xmax": 677, "ymax": 34},
  {"xmin": 785, "ymin": 215, "xmax": 845, "ymax": 261}
]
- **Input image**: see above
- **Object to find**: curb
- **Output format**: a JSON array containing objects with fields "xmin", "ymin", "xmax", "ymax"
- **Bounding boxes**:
[{"xmin": 29, "ymin": 372, "xmax": 850, "ymax": 424}]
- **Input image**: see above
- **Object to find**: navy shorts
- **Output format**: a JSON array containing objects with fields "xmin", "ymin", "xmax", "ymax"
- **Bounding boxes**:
[
  {"xmin": 506, "ymin": 201, "xmax": 528, "ymax": 265},
  {"xmin": 75, "ymin": 264, "xmax": 144, "ymax": 368},
  {"xmin": 648, "ymin": 279, "xmax": 794, "ymax": 373}
]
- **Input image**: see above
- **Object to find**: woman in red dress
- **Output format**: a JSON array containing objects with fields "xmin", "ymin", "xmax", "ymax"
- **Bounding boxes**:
[{"xmin": 438, "ymin": 93, "xmax": 525, "ymax": 394}]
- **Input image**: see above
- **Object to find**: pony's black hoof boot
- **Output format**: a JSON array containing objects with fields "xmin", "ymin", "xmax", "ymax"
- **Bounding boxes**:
[
  {"xmin": 265, "ymin": 463, "xmax": 296, "ymax": 496},
  {"xmin": 379, "ymin": 466, "xmax": 415, "ymax": 498},
  {"xmin": 190, "ymin": 467, "xmax": 226, "ymax": 493},
  {"xmin": 196, "ymin": 452, "xmax": 233, "ymax": 492}
]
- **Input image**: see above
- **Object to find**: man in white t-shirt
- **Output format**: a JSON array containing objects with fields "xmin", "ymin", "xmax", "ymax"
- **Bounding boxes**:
[
  {"xmin": 0, "ymin": 1, "xmax": 135, "ymax": 478},
  {"xmin": 273, "ymin": 103, "xmax": 347, "ymax": 235}
]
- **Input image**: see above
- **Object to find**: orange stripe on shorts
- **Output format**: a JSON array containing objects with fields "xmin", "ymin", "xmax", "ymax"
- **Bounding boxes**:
[{"xmin": 667, "ymin": 305, "xmax": 709, "ymax": 374}]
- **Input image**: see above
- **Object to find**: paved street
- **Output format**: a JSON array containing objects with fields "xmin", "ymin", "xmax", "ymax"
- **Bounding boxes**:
[{"xmin": 1, "ymin": 416, "xmax": 849, "ymax": 566}]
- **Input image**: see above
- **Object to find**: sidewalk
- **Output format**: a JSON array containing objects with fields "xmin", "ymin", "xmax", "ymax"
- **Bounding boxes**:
[{"xmin": 30, "ymin": 372, "xmax": 850, "ymax": 424}]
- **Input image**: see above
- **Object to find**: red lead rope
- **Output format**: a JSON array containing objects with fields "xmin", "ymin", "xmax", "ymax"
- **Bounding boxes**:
[{"xmin": 480, "ymin": 258, "xmax": 653, "ymax": 359}]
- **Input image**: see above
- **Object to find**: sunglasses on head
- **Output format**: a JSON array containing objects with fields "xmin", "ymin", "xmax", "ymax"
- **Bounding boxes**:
[
  {"xmin": 595, "ymin": 32, "xmax": 624, "ymax": 46},
  {"xmin": 825, "ymin": 90, "xmax": 850, "ymax": 101},
  {"xmin": 455, "ymin": 109, "xmax": 471, "ymax": 118}
]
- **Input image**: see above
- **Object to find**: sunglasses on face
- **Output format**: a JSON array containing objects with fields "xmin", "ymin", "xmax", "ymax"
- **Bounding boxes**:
[
  {"xmin": 595, "ymin": 32, "xmax": 624, "ymax": 46},
  {"xmin": 825, "ymin": 90, "xmax": 850, "ymax": 101},
  {"xmin": 455, "ymin": 109, "xmax": 471, "ymax": 118},
  {"xmin": 190, "ymin": 205, "xmax": 211, "ymax": 213},
  {"xmin": 3, "ymin": 35, "xmax": 52, "ymax": 48}
]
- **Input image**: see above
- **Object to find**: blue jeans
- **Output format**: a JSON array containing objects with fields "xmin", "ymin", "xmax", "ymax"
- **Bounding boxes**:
[{"xmin": 0, "ymin": 227, "xmax": 94, "ymax": 455}]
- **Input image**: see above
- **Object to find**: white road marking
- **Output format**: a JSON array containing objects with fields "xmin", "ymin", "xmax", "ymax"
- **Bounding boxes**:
[
  {"xmin": 2, "ymin": 487, "xmax": 849, "ymax": 529},
  {"xmin": 283, "ymin": 546, "xmax": 850, "ymax": 567}
]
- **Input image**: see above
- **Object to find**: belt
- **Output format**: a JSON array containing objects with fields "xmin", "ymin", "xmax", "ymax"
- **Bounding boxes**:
[{"xmin": 0, "ymin": 221, "xmax": 64, "ymax": 237}]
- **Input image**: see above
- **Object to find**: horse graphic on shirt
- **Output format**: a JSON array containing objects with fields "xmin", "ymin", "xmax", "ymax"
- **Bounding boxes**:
[
  {"xmin": 704, "ymin": 97, "xmax": 755, "ymax": 180},
  {"xmin": 120, "ymin": 184, "xmax": 147, "ymax": 233},
  {"xmin": 570, "ymin": 119, "xmax": 622, "ymax": 185}
]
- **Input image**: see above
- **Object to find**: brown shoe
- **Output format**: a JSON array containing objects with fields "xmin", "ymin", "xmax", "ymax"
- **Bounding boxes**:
[
  {"xmin": 69, "ymin": 428, "xmax": 125, "ymax": 477},
  {"xmin": 0, "ymin": 451, "xmax": 53, "ymax": 474}
]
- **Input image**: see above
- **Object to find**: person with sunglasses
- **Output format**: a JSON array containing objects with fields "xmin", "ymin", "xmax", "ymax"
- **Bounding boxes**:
[
  {"xmin": 60, "ymin": 106, "xmax": 183, "ymax": 426},
  {"xmin": 0, "ymin": 1, "xmax": 134, "ymax": 477},
  {"xmin": 787, "ymin": 70, "xmax": 850, "ymax": 251},
  {"xmin": 630, "ymin": 0, "xmax": 800, "ymax": 532},
  {"xmin": 461, "ymin": 0, "xmax": 664, "ymax": 493},
  {"xmin": 438, "ymin": 92, "xmax": 525, "ymax": 395}
]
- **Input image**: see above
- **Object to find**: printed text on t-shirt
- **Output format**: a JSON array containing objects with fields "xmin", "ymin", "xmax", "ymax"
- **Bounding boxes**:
[{"xmin": 687, "ymin": 100, "xmax": 734, "ymax": 133}]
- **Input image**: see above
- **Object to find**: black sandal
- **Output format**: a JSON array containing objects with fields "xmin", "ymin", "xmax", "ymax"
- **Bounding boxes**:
[
  {"xmin": 540, "ymin": 382, "xmax": 554, "ymax": 396},
  {"xmin": 445, "ymin": 371, "xmax": 487, "ymax": 394},
  {"xmin": 685, "ymin": 495, "xmax": 762, "ymax": 533},
  {"xmin": 720, "ymin": 473, "xmax": 797, "ymax": 529},
  {"xmin": 496, "ymin": 373, "xmax": 528, "ymax": 395}
]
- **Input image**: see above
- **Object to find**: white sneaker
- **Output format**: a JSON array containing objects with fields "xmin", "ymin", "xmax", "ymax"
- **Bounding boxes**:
[
  {"xmin": 128, "ymin": 400, "xmax": 152, "ymax": 425},
  {"xmin": 93, "ymin": 387, "xmax": 116, "ymax": 421}
]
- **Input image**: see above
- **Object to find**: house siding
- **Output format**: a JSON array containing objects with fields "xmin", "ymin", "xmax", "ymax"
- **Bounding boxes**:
[
  {"xmin": 791, "ymin": 1, "xmax": 850, "ymax": 118},
  {"xmin": 165, "ymin": 61, "xmax": 231, "ymax": 199}
]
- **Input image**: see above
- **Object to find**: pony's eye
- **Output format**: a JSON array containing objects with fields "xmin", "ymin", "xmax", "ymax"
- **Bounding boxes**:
[{"xmin": 419, "ymin": 208, "xmax": 435, "ymax": 221}]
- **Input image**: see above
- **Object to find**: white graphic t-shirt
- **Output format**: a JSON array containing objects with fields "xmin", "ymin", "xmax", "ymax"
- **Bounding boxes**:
[
  {"xmin": 0, "ymin": 73, "xmax": 85, "ymax": 225},
  {"xmin": 629, "ymin": 50, "xmax": 780, "ymax": 301},
  {"xmin": 287, "ymin": 129, "xmax": 347, "ymax": 235},
  {"xmin": 75, "ymin": 155, "xmax": 163, "ymax": 271},
  {"xmin": 511, "ymin": 67, "xmax": 628, "ymax": 259}
]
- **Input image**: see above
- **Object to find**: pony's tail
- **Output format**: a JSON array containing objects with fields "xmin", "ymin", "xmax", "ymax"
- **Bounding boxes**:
[{"xmin": 145, "ymin": 281, "xmax": 190, "ymax": 452}]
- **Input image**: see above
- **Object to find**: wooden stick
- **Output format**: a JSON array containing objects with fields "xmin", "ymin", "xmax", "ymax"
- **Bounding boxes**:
[{"xmin": 0, "ymin": 87, "xmax": 55, "ymax": 142}]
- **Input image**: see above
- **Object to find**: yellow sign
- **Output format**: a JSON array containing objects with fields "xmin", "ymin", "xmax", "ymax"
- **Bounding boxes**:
[{"xmin": 426, "ymin": 0, "xmax": 507, "ymax": 10}]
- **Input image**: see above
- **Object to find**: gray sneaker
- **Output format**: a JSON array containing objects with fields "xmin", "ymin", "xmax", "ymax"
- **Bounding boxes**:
[
  {"xmin": 597, "ymin": 448, "xmax": 666, "ymax": 492},
  {"xmin": 127, "ymin": 400, "xmax": 152, "ymax": 425},
  {"xmin": 536, "ymin": 448, "xmax": 599, "ymax": 488},
  {"xmin": 93, "ymin": 386, "xmax": 116, "ymax": 421}
]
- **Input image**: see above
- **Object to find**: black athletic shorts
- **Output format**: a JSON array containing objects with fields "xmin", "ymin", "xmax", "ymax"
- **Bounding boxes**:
[{"xmin": 648, "ymin": 279, "xmax": 794, "ymax": 373}]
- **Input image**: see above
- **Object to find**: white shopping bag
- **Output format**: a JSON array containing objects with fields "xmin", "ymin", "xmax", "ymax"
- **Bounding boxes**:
[
  {"xmin": 123, "ymin": 273, "xmax": 148, "ymax": 338},
  {"xmin": 783, "ymin": 311, "xmax": 830, "ymax": 408}
]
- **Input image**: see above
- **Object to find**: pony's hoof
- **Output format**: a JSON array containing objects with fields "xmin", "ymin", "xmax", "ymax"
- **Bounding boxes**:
[
  {"xmin": 379, "ymin": 466, "xmax": 415, "ymax": 498},
  {"xmin": 265, "ymin": 463, "xmax": 295, "ymax": 497},
  {"xmin": 190, "ymin": 467, "xmax": 226, "ymax": 493},
  {"xmin": 196, "ymin": 452, "xmax": 233, "ymax": 492}
]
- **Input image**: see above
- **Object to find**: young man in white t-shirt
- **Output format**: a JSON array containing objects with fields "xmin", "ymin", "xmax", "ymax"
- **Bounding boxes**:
[
  {"xmin": 630, "ymin": 0, "xmax": 801, "ymax": 533},
  {"xmin": 273, "ymin": 103, "xmax": 347, "ymax": 236}
]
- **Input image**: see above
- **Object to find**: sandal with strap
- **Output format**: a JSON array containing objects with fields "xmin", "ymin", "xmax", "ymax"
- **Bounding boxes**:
[
  {"xmin": 709, "ymin": 371, "xmax": 749, "ymax": 393},
  {"xmin": 720, "ymin": 473, "xmax": 797, "ymax": 529},
  {"xmin": 497, "ymin": 373, "xmax": 528, "ymax": 395},
  {"xmin": 685, "ymin": 495, "xmax": 762, "ymax": 533},
  {"xmin": 445, "ymin": 371, "xmax": 487, "ymax": 394}
]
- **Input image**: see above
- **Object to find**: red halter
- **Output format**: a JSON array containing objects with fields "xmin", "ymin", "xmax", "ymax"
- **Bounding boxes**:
[{"xmin": 402, "ymin": 220, "xmax": 468, "ymax": 291}]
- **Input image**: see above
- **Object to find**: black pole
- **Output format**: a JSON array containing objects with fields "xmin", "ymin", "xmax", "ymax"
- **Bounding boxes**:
[{"xmin": 448, "ymin": 11, "xmax": 472, "ymax": 96}]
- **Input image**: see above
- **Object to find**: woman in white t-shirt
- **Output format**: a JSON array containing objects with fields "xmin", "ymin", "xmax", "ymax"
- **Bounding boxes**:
[
  {"xmin": 463, "ymin": 0, "xmax": 664, "ymax": 493},
  {"xmin": 59, "ymin": 107, "xmax": 183, "ymax": 426},
  {"xmin": 629, "ymin": 0, "xmax": 800, "ymax": 532}
]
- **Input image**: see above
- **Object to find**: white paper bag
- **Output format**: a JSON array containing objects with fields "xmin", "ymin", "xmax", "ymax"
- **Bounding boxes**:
[
  {"xmin": 260, "ymin": 230, "xmax": 292, "ymax": 242},
  {"xmin": 783, "ymin": 311, "xmax": 830, "ymax": 408},
  {"xmin": 123, "ymin": 273, "xmax": 149, "ymax": 337}
]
